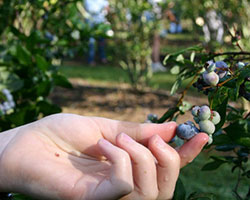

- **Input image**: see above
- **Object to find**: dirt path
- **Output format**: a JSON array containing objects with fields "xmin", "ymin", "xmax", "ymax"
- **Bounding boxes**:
[{"xmin": 50, "ymin": 78, "xmax": 208, "ymax": 123}]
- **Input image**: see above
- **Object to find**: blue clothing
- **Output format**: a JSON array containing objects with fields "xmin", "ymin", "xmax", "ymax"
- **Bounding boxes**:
[{"xmin": 84, "ymin": 0, "xmax": 109, "ymax": 25}]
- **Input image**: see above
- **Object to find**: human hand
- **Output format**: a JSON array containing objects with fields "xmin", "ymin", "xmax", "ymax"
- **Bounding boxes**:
[{"xmin": 0, "ymin": 113, "xmax": 208, "ymax": 200}]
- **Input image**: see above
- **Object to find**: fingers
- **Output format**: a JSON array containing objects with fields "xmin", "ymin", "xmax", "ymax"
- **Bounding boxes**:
[
  {"xmin": 93, "ymin": 117, "xmax": 177, "ymax": 145},
  {"xmin": 177, "ymin": 133, "xmax": 209, "ymax": 168},
  {"xmin": 116, "ymin": 133, "xmax": 159, "ymax": 199},
  {"xmin": 148, "ymin": 135, "xmax": 180, "ymax": 200},
  {"xmin": 95, "ymin": 139, "xmax": 134, "ymax": 200}
]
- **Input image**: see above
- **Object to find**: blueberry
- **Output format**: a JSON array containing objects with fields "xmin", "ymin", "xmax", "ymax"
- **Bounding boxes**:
[
  {"xmin": 198, "ymin": 105, "xmax": 211, "ymax": 120},
  {"xmin": 210, "ymin": 111, "xmax": 221, "ymax": 125},
  {"xmin": 176, "ymin": 121, "xmax": 200, "ymax": 140},
  {"xmin": 194, "ymin": 116, "xmax": 200, "ymax": 123},
  {"xmin": 199, "ymin": 120, "xmax": 215, "ymax": 135},
  {"xmin": 207, "ymin": 63, "xmax": 216, "ymax": 72},
  {"xmin": 215, "ymin": 61, "xmax": 228, "ymax": 79},
  {"xmin": 147, "ymin": 113, "xmax": 158, "ymax": 122},
  {"xmin": 191, "ymin": 106, "xmax": 200, "ymax": 117},
  {"xmin": 207, "ymin": 134, "xmax": 213, "ymax": 145},
  {"xmin": 202, "ymin": 71, "xmax": 219, "ymax": 86},
  {"xmin": 237, "ymin": 62, "xmax": 245, "ymax": 70}
]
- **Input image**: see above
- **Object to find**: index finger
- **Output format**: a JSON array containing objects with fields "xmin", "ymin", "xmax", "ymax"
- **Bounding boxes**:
[{"xmin": 92, "ymin": 117, "xmax": 177, "ymax": 145}]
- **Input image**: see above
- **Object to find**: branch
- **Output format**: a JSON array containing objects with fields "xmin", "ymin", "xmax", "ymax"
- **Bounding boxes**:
[
  {"xmin": 212, "ymin": 51, "xmax": 250, "ymax": 58},
  {"xmin": 233, "ymin": 169, "xmax": 243, "ymax": 200}
]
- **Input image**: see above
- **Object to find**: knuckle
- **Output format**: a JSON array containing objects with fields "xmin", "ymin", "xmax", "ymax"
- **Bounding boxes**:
[
  {"xmin": 113, "ymin": 180, "xmax": 134, "ymax": 196},
  {"xmin": 162, "ymin": 150, "xmax": 180, "ymax": 168},
  {"xmin": 140, "ymin": 189, "xmax": 159, "ymax": 200},
  {"xmin": 138, "ymin": 149, "xmax": 154, "ymax": 163}
]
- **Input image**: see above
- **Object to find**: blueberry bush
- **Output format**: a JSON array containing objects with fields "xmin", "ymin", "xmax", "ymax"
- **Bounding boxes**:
[
  {"xmin": 108, "ymin": 0, "xmax": 166, "ymax": 90},
  {"xmin": 0, "ymin": 0, "xmax": 86, "ymax": 132},
  {"xmin": 146, "ymin": 27, "xmax": 250, "ymax": 199}
]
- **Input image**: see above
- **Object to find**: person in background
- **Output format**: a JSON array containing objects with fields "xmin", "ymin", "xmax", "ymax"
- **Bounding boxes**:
[
  {"xmin": 202, "ymin": 9, "xmax": 224, "ymax": 44},
  {"xmin": 165, "ymin": 2, "xmax": 182, "ymax": 34},
  {"xmin": 84, "ymin": 0, "xmax": 109, "ymax": 66},
  {"xmin": 146, "ymin": 0, "xmax": 167, "ymax": 73},
  {"xmin": 0, "ymin": 113, "xmax": 208, "ymax": 199}
]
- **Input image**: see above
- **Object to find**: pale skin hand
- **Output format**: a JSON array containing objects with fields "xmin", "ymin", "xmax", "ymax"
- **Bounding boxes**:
[{"xmin": 0, "ymin": 113, "xmax": 209, "ymax": 200}]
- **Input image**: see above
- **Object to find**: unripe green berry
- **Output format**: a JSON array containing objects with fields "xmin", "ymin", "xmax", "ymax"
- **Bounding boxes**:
[
  {"xmin": 207, "ymin": 134, "xmax": 213, "ymax": 145},
  {"xmin": 191, "ymin": 106, "xmax": 200, "ymax": 116},
  {"xmin": 199, "ymin": 120, "xmax": 215, "ymax": 135},
  {"xmin": 211, "ymin": 111, "xmax": 221, "ymax": 125},
  {"xmin": 202, "ymin": 71, "xmax": 219, "ymax": 86},
  {"xmin": 198, "ymin": 105, "xmax": 211, "ymax": 120},
  {"xmin": 237, "ymin": 62, "xmax": 245, "ymax": 70},
  {"xmin": 207, "ymin": 63, "xmax": 216, "ymax": 72}
]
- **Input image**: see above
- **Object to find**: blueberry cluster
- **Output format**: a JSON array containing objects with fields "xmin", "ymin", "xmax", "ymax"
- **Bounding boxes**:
[
  {"xmin": 0, "ymin": 89, "xmax": 15, "ymax": 116},
  {"xmin": 193, "ymin": 60, "xmax": 229, "ymax": 94},
  {"xmin": 176, "ymin": 105, "xmax": 221, "ymax": 145}
]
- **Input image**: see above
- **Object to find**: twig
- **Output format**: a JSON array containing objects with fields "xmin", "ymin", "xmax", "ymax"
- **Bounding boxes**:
[
  {"xmin": 212, "ymin": 52, "xmax": 250, "ymax": 58},
  {"xmin": 176, "ymin": 68, "xmax": 203, "ymax": 107},
  {"xmin": 244, "ymin": 111, "xmax": 250, "ymax": 120},
  {"xmin": 233, "ymin": 169, "xmax": 243, "ymax": 200}
]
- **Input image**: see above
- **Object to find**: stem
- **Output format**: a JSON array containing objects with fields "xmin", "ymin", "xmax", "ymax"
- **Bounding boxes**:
[
  {"xmin": 244, "ymin": 111, "xmax": 250, "ymax": 120},
  {"xmin": 233, "ymin": 168, "xmax": 243, "ymax": 200},
  {"xmin": 246, "ymin": 186, "xmax": 250, "ymax": 199},
  {"xmin": 176, "ymin": 68, "xmax": 203, "ymax": 107}
]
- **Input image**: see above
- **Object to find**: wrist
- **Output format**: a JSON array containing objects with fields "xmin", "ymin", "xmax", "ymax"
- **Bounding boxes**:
[{"xmin": 0, "ymin": 127, "xmax": 19, "ymax": 192}]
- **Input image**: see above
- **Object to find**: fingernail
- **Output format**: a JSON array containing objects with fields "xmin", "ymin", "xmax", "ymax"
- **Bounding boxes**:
[
  {"xmin": 120, "ymin": 133, "xmax": 134, "ymax": 143},
  {"xmin": 155, "ymin": 135, "xmax": 167, "ymax": 148}
]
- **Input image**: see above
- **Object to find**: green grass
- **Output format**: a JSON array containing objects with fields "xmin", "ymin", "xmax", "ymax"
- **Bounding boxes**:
[{"xmin": 59, "ymin": 63, "xmax": 187, "ymax": 91}]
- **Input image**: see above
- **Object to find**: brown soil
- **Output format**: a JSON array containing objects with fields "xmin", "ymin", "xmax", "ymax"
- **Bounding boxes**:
[{"xmin": 50, "ymin": 78, "xmax": 208, "ymax": 123}]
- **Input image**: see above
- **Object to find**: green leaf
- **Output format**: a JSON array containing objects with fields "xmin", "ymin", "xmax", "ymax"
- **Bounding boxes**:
[
  {"xmin": 190, "ymin": 51, "xmax": 195, "ymax": 62},
  {"xmin": 158, "ymin": 107, "xmax": 179, "ymax": 123},
  {"xmin": 176, "ymin": 54, "xmax": 185, "ymax": 63},
  {"xmin": 163, "ymin": 54, "xmax": 171, "ymax": 65},
  {"xmin": 188, "ymin": 192, "xmax": 214, "ymax": 200},
  {"xmin": 35, "ymin": 55, "xmax": 49, "ymax": 71},
  {"xmin": 224, "ymin": 119, "xmax": 250, "ymax": 147},
  {"xmin": 170, "ymin": 65, "xmax": 180, "ymax": 75},
  {"xmin": 214, "ymin": 97, "xmax": 228, "ymax": 131},
  {"xmin": 171, "ymin": 79, "xmax": 182, "ymax": 95},
  {"xmin": 173, "ymin": 178, "xmax": 186, "ymax": 200},
  {"xmin": 236, "ymin": 137, "xmax": 250, "ymax": 147},
  {"xmin": 16, "ymin": 45, "xmax": 32, "ymax": 66},
  {"xmin": 215, "ymin": 144, "xmax": 237, "ymax": 151},
  {"xmin": 163, "ymin": 45, "xmax": 203, "ymax": 65},
  {"xmin": 201, "ymin": 160, "xmax": 226, "ymax": 171},
  {"xmin": 213, "ymin": 134, "xmax": 233, "ymax": 145},
  {"xmin": 37, "ymin": 100, "xmax": 62, "ymax": 116},
  {"xmin": 53, "ymin": 74, "xmax": 73, "ymax": 89}
]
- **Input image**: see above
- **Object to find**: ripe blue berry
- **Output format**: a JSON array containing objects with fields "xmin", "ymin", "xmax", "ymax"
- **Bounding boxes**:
[
  {"xmin": 199, "ymin": 120, "xmax": 215, "ymax": 135},
  {"xmin": 147, "ymin": 113, "xmax": 158, "ymax": 122},
  {"xmin": 176, "ymin": 121, "xmax": 199, "ymax": 140},
  {"xmin": 198, "ymin": 105, "xmax": 211, "ymax": 120},
  {"xmin": 210, "ymin": 111, "xmax": 221, "ymax": 125},
  {"xmin": 215, "ymin": 61, "xmax": 228, "ymax": 78},
  {"xmin": 202, "ymin": 71, "xmax": 219, "ymax": 86}
]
